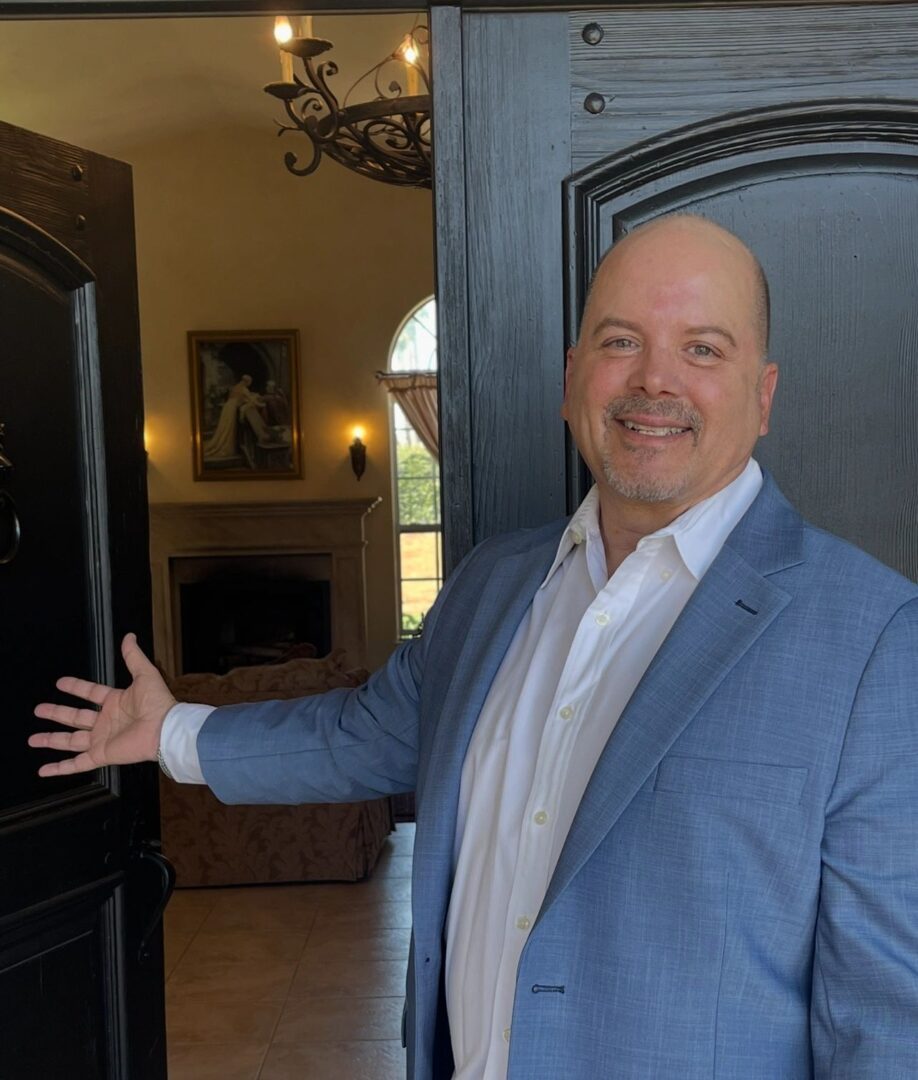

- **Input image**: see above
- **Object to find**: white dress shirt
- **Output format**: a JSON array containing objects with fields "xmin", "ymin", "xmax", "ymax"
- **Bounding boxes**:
[
  {"xmin": 445, "ymin": 460, "xmax": 762, "ymax": 1079},
  {"xmin": 159, "ymin": 460, "xmax": 763, "ymax": 1079}
]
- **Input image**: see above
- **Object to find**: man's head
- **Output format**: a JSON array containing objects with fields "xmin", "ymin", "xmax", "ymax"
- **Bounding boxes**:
[{"xmin": 562, "ymin": 214, "xmax": 778, "ymax": 516}]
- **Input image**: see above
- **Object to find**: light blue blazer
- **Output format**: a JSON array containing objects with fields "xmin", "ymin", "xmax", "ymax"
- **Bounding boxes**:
[{"xmin": 199, "ymin": 474, "xmax": 918, "ymax": 1079}]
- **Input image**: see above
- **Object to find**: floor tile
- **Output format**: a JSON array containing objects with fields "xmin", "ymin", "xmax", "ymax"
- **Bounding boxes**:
[
  {"xmin": 259, "ymin": 1040, "xmax": 406, "ymax": 1080},
  {"xmin": 164, "ymin": 930, "xmax": 193, "ymax": 979},
  {"xmin": 164, "ymin": 888, "xmax": 219, "ymax": 935},
  {"xmin": 181, "ymin": 929, "xmax": 307, "ymax": 967},
  {"xmin": 302, "ymin": 925, "xmax": 411, "ymax": 963},
  {"xmin": 385, "ymin": 824, "xmax": 416, "ymax": 854},
  {"xmin": 288, "ymin": 958, "xmax": 407, "ymax": 999},
  {"xmin": 201, "ymin": 887, "xmax": 318, "ymax": 933},
  {"xmin": 311, "ymin": 900, "xmax": 412, "ymax": 933},
  {"xmin": 369, "ymin": 855, "xmax": 414, "ymax": 880},
  {"xmin": 273, "ymin": 995, "xmax": 403, "ymax": 1044},
  {"xmin": 166, "ymin": 1041, "xmax": 267, "ymax": 1080},
  {"xmin": 306, "ymin": 875, "xmax": 412, "ymax": 906},
  {"xmin": 168, "ymin": 958, "xmax": 298, "ymax": 1002},
  {"xmin": 166, "ymin": 996, "xmax": 283, "ymax": 1044}
]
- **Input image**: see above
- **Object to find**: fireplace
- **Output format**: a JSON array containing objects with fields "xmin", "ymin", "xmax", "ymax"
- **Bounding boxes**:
[
  {"xmin": 149, "ymin": 499, "xmax": 379, "ymax": 679},
  {"xmin": 175, "ymin": 554, "xmax": 331, "ymax": 674}
]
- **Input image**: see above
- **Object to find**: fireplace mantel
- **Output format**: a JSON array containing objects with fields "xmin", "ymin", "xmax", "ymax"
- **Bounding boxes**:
[{"xmin": 149, "ymin": 498, "xmax": 380, "ymax": 678}]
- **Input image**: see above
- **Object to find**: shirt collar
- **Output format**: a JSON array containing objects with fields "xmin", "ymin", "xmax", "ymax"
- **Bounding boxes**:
[{"xmin": 540, "ymin": 458, "xmax": 763, "ymax": 589}]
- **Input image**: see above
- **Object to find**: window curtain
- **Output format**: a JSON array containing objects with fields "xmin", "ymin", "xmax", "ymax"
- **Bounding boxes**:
[{"xmin": 376, "ymin": 372, "xmax": 439, "ymax": 460}]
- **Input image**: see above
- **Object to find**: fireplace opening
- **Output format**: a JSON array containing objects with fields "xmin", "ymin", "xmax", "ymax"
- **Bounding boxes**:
[{"xmin": 180, "ymin": 576, "xmax": 331, "ymax": 675}]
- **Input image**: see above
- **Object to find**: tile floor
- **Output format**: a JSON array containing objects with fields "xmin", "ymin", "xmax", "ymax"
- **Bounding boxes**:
[{"xmin": 163, "ymin": 822, "xmax": 414, "ymax": 1079}]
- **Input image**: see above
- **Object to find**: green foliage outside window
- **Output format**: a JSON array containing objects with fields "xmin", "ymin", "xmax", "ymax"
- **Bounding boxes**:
[{"xmin": 397, "ymin": 443, "xmax": 440, "ymax": 526}]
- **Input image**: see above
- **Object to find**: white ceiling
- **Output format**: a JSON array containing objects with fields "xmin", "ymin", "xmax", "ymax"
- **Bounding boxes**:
[{"xmin": 0, "ymin": 13, "xmax": 422, "ymax": 153}]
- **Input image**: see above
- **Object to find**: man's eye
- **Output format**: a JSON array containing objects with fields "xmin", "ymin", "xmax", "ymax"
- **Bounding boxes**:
[
  {"xmin": 604, "ymin": 337, "xmax": 636, "ymax": 350},
  {"xmin": 688, "ymin": 343, "xmax": 717, "ymax": 358}
]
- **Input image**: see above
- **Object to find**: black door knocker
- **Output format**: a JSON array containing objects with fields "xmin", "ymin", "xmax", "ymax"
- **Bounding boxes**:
[{"xmin": 0, "ymin": 422, "xmax": 21, "ymax": 565}]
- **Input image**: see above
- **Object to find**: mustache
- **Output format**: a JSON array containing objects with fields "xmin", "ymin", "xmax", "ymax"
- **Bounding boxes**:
[{"xmin": 603, "ymin": 395, "xmax": 703, "ymax": 433}]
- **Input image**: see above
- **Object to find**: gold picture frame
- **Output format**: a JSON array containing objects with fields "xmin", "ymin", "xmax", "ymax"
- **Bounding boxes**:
[{"xmin": 188, "ymin": 329, "xmax": 302, "ymax": 481}]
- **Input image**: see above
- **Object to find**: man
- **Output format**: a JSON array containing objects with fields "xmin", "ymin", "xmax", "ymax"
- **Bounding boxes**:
[{"xmin": 32, "ymin": 216, "xmax": 918, "ymax": 1078}]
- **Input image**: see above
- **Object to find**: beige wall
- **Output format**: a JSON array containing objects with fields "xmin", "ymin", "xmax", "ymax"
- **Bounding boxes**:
[
  {"xmin": 134, "ymin": 126, "xmax": 433, "ymax": 668},
  {"xmin": 0, "ymin": 15, "xmax": 433, "ymax": 668}
]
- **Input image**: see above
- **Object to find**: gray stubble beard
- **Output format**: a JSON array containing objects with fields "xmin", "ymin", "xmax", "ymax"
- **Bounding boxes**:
[{"xmin": 598, "ymin": 395, "xmax": 703, "ymax": 503}]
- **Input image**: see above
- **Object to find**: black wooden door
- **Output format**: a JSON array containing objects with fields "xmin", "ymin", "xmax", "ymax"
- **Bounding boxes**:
[
  {"xmin": 433, "ymin": 2, "xmax": 918, "ymax": 583},
  {"xmin": 0, "ymin": 121, "xmax": 167, "ymax": 1078}
]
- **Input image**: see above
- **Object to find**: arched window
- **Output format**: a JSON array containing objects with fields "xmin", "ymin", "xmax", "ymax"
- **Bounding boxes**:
[{"xmin": 384, "ymin": 297, "xmax": 441, "ymax": 638}]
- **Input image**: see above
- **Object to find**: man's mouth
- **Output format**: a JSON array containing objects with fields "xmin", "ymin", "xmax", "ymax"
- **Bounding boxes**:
[{"xmin": 619, "ymin": 419, "xmax": 690, "ymax": 437}]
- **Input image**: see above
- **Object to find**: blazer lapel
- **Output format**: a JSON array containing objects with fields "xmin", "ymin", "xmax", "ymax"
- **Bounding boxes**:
[
  {"xmin": 539, "ymin": 475, "xmax": 805, "ymax": 920},
  {"xmin": 413, "ymin": 531, "xmax": 563, "ymax": 937}
]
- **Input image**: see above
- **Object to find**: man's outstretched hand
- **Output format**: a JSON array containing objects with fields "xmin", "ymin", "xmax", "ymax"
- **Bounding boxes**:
[{"xmin": 30, "ymin": 633, "xmax": 176, "ymax": 777}]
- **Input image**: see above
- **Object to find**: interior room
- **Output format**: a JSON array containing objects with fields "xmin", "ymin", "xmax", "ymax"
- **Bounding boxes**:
[{"xmin": 1, "ymin": 12, "xmax": 431, "ymax": 1077}]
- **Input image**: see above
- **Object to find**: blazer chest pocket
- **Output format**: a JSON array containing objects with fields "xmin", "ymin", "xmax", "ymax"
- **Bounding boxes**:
[{"xmin": 654, "ymin": 754, "xmax": 808, "ymax": 807}]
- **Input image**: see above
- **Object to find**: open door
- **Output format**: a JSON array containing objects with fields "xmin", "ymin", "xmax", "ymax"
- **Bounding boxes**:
[{"xmin": 0, "ymin": 120, "xmax": 167, "ymax": 1078}]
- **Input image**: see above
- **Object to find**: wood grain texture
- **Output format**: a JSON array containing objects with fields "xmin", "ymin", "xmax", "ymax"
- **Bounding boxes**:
[
  {"xmin": 570, "ymin": 3, "xmax": 918, "ymax": 170},
  {"xmin": 463, "ymin": 11, "xmax": 571, "ymax": 542},
  {"xmin": 4, "ymin": 0, "xmax": 918, "ymax": 15},
  {"xmin": 431, "ymin": 5, "xmax": 474, "ymax": 573},
  {"xmin": 0, "ymin": 118, "xmax": 165, "ymax": 1077},
  {"xmin": 565, "ymin": 101, "xmax": 918, "ymax": 580}
]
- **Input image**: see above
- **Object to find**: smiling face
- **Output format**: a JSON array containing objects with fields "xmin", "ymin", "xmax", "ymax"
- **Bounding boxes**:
[{"xmin": 562, "ymin": 216, "xmax": 778, "ymax": 521}]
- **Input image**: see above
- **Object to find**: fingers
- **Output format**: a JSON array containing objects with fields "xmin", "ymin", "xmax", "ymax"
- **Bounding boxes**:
[
  {"xmin": 28, "ymin": 730, "xmax": 91, "ymax": 753},
  {"xmin": 121, "ymin": 632, "xmax": 156, "ymax": 680},
  {"xmin": 56, "ymin": 675, "xmax": 110, "ymax": 706},
  {"xmin": 37, "ymin": 751, "xmax": 98, "ymax": 778},
  {"xmin": 33, "ymin": 702, "xmax": 100, "ymax": 730}
]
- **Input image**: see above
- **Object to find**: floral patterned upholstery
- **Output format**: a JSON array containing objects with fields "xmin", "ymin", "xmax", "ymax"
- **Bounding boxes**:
[{"xmin": 160, "ymin": 651, "xmax": 394, "ymax": 886}]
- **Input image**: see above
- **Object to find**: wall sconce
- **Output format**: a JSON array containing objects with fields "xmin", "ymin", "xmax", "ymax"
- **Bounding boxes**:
[{"xmin": 349, "ymin": 425, "xmax": 367, "ymax": 480}]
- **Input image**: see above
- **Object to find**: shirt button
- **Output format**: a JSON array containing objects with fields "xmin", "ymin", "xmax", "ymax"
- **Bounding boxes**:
[
  {"xmin": 594, "ymin": 612, "xmax": 610, "ymax": 626},
  {"xmin": 503, "ymin": 1027, "xmax": 512, "ymax": 1043},
  {"xmin": 660, "ymin": 568, "xmax": 673, "ymax": 581},
  {"xmin": 558, "ymin": 705, "xmax": 574, "ymax": 720},
  {"xmin": 516, "ymin": 915, "xmax": 531, "ymax": 931},
  {"xmin": 533, "ymin": 810, "xmax": 549, "ymax": 826}
]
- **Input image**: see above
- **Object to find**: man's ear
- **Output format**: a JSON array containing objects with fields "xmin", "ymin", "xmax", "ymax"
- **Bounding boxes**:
[{"xmin": 758, "ymin": 361, "xmax": 779, "ymax": 436}]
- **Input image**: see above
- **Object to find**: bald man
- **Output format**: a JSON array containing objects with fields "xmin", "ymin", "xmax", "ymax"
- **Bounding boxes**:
[{"xmin": 33, "ymin": 217, "xmax": 918, "ymax": 1079}]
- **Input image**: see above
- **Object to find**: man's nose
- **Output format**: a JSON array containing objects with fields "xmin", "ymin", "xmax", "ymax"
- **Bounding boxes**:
[{"xmin": 627, "ymin": 343, "xmax": 680, "ymax": 397}]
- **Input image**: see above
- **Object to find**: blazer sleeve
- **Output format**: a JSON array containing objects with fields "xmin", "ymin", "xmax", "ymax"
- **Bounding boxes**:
[
  {"xmin": 811, "ymin": 597, "xmax": 918, "ymax": 1076},
  {"xmin": 195, "ymin": 541, "xmax": 478, "ymax": 807}
]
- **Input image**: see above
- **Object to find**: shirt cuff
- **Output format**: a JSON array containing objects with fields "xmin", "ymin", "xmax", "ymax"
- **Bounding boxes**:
[{"xmin": 159, "ymin": 702, "xmax": 215, "ymax": 784}]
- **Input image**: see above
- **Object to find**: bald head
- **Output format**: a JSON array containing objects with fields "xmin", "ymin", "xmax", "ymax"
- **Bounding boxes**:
[{"xmin": 582, "ymin": 215, "xmax": 770, "ymax": 358}]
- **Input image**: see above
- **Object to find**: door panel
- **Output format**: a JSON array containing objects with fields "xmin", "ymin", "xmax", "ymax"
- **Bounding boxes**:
[
  {"xmin": 0, "ymin": 227, "xmax": 100, "ymax": 811},
  {"xmin": 0, "ymin": 120, "xmax": 165, "ymax": 1078},
  {"xmin": 436, "ymin": 4, "xmax": 918, "ymax": 583},
  {"xmin": 566, "ymin": 105, "xmax": 918, "ymax": 580},
  {"xmin": 569, "ymin": 4, "xmax": 918, "ymax": 170}
]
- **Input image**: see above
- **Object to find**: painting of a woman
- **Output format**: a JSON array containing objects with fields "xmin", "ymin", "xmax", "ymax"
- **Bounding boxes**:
[
  {"xmin": 189, "ymin": 330, "xmax": 302, "ymax": 480},
  {"xmin": 203, "ymin": 374, "xmax": 260, "ymax": 461}
]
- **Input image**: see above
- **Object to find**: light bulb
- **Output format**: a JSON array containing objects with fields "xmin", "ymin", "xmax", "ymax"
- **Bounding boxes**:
[{"xmin": 274, "ymin": 17, "xmax": 294, "ymax": 45}]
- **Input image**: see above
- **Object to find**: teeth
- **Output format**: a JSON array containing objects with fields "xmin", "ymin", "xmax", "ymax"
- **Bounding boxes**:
[{"xmin": 622, "ymin": 420, "xmax": 687, "ymax": 436}]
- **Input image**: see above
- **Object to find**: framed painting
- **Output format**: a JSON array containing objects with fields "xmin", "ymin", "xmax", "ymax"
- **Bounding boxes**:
[{"xmin": 189, "ymin": 329, "xmax": 302, "ymax": 481}]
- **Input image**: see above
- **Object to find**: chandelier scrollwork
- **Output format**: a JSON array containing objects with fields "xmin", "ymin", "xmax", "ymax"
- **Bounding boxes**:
[{"xmin": 264, "ymin": 22, "xmax": 431, "ymax": 189}]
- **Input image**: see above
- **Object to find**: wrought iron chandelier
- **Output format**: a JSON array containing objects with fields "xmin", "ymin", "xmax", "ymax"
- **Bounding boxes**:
[{"xmin": 264, "ymin": 17, "xmax": 431, "ymax": 189}]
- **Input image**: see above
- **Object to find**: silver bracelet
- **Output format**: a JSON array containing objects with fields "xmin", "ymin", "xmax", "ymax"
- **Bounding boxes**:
[{"xmin": 157, "ymin": 744, "xmax": 175, "ymax": 780}]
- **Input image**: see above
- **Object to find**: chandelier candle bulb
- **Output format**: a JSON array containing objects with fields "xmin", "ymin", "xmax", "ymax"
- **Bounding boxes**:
[
  {"xmin": 400, "ymin": 34, "xmax": 420, "ymax": 96},
  {"xmin": 274, "ymin": 17, "xmax": 294, "ymax": 82}
]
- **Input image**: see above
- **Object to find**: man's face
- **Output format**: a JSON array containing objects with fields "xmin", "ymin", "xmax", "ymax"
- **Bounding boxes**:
[{"xmin": 562, "ymin": 221, "xmax": 778, "ymax": 514}]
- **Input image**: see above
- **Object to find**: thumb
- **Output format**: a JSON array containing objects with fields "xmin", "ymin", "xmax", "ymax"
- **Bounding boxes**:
[{"xmin": 121, "ymin": 632, "xmax": 156, "ymax": 680}]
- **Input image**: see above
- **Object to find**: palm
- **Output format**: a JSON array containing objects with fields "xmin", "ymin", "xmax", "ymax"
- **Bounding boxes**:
[{"xmin": 30, "ymin": 634, "xmax": 175, "ymax": 777}]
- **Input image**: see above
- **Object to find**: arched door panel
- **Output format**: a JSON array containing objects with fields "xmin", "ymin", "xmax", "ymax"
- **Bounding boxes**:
[{"xmin": 567, "ymin": 103, "xmax": 918, "ymax": 579}]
